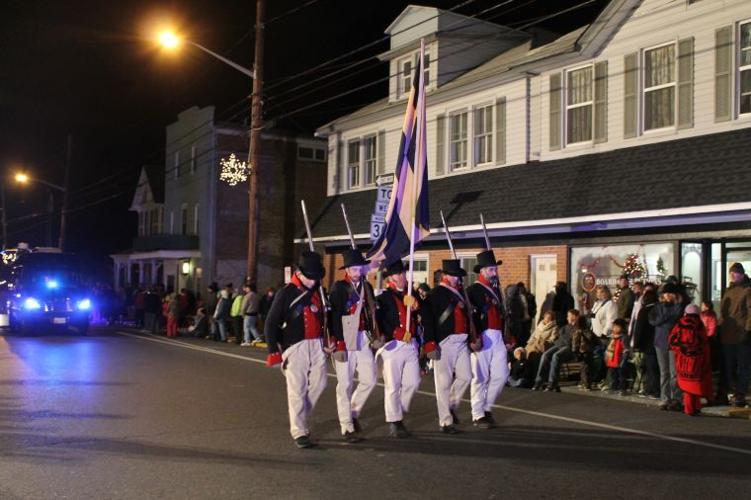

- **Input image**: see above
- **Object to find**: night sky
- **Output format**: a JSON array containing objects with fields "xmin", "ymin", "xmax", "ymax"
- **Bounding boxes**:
[{"xmin": 0, "ymin": 0, "xmax": 607, "ymax": 276}]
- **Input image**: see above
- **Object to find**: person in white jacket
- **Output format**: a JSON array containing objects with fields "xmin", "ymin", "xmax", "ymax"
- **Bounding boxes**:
[{"xmin": 589, "ymin": 285, "xmax": 617, "ymax": 384}]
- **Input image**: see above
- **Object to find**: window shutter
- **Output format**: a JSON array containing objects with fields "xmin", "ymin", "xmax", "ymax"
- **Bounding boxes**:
[
  {"xmin": 677, "ymin": 37, "xmax": 694, "ymax": 129},
  {"xmin": 336, "ymin": 138, "xmax": 344, "ymax": 192},
  {"xmin": 435, "ymin": 114, "xmax": 445, "ymax": 175},
  {"xmin": 377, "ymin": 130, "xmax": 386, "ymax": 175},
  {"xmin": 623, "ymin": 53, "xmax": 638, "ymax": 138},
  {"xmin": 715, "ymin": 26, "xmax": 733, "ymax": 122},
  {"xmin": 495, "ymin": 98, "xmax": 506, "ymax": 164},
  {"xmin": 594, "ymin": 61, "xmax": 608, "ymax": 143},
  {"xmin": 549, "ymin": 73, "xmax": 562, "ymax": 150}
]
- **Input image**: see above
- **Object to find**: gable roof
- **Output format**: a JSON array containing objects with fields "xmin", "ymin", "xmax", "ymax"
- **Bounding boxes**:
[
  {"xmin": 308, "ymin": 127, "xmax": 751, "ymax": 242},
  {"xmin": 143, "ymin": 165, "xmax": 165, "ymax": 203},
  {"xmin": 317, "ymin": 0, "xmax": 640, "ymax": 135}
]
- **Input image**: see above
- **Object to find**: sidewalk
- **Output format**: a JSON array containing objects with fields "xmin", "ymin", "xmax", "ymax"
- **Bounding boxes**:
[{"xmin": 557, "ymin": 382, "xmax": 751, "ymax": 420}]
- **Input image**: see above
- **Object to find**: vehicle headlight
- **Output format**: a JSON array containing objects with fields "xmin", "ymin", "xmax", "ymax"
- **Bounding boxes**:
[
  {"xmin": 76, "ymin": 299, "xmax": 92, "ymax": 311},
  {"xmin": 24, "ymin": 297, "xmax": 42, "ymax": 310}
]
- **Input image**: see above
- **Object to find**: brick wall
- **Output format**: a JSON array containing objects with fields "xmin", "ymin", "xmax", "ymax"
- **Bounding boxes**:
[{"xmin": 322, "ymin": 244, "xmax": 568, "ymax": 291}]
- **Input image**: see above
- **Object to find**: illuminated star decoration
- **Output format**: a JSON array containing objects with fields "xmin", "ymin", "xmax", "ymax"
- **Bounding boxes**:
[{"xmin": 219, "ymin": 154, "xmax": 249, "ymax": 186}]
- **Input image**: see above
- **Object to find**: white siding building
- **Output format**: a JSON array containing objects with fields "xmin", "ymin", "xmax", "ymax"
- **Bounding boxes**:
[{"xmin": 311, "ymin": 0, "xmax": 751, "ymax": 309}]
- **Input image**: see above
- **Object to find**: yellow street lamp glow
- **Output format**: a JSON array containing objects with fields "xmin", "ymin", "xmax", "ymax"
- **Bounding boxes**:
[
  {"xmin": 158, "ymin": 31, "xmax": 181, "ymax": 49},
  {"xmin": 14, "ymin": 173, "xmax": 29, "ymax": 184}
]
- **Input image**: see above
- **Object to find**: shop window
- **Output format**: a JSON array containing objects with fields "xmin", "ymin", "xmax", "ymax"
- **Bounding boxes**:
[
  {"xmin": 680, "ymin": 242, "xmax": 703, "ymax": 305},
  {"xmin": 460, "ymin": 256, "xmax": 479, "ymax": 285},
  {"xmin": 571, "ymin": 243, "xmax": 675, "ymax": 308}
]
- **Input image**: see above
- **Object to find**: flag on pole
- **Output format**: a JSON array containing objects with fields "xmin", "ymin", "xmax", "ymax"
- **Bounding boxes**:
[{"xmin": 367, "ymin": 42, "xmax": 430, "ymax": 265}]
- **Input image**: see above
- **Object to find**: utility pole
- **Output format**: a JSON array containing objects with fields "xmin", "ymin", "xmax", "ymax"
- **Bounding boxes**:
[
  {"xmin": 58, "ymin": 134, "xmax": 72, "ymax": 251},
  {"xmin": 1, "ymin": 185, "xmax": 7, "ymax": 249},
  {"xmin": 246, "ymin": 0, "xmax": 265, "ymax": 284}
]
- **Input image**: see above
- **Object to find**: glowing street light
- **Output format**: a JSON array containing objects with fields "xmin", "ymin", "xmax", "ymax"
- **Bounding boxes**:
[
  {"xmin": 158, "ymin": 30, "xmax": 181, "ymax": 50},
  {"xmin": 14, "ymin": 172, "xmax": 29, "ymax": 184}
]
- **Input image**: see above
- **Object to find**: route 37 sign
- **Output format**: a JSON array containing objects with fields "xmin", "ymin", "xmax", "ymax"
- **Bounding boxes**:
[{"xmin": 370, "ymin": 174, "xmax": 393, "ymax": 241}]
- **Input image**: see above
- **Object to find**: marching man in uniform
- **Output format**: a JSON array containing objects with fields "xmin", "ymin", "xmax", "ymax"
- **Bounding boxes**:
[
  {"xmin": 264, "ymin": 251, "xmax": 331, "ymax": 449},
  {"xmin": 376, "ymin": 259, "xmax": 421, "ymax": 438},
  {"xmin": 329, "ymin": 248, "xmax": 380, "ymax": 443},
  {"xmin": 422, "ymin": 259, "xmax": 480, "ymax": 434},
  {"xmin": 467, "ymin": 249, "xmax": 510, "ymax": 429}
]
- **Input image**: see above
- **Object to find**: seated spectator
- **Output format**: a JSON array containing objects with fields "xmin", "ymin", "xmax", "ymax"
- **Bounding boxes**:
[
  {"xmin": 526, "ymin": 311, "xmax": 558, "ymax": 356},
  {"xmin": 534, "ymin": 309, "xmax": 581, "ymax": 392},
  {"xmin": 669, "ymin": 304, "xmax": 713, "ymax": 416},
  {"xmin": 604, "ymin": 319, "xmax": 627, "ymax": 394},
  {"xmin": 189, "ymin": 307, "xmax": 209, "ymax": 338},
  {"xmin": 508, "ymin": 347, "xmax": 535, "ymax": 388}
]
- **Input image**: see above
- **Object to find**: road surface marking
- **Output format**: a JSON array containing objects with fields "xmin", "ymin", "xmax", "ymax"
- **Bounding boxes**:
[{"xmin": 117, "ymin": 331, "xmax": 751, "ymax": 456}]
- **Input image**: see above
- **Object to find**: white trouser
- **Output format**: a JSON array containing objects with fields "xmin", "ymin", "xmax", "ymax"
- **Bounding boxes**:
[
  {"xmin": 433, "ymin": 334, "xmax": 471, "ymax": 427},
  {"xmin": 379, "ymin": 339, "xmax": 421, "ymax": 423},
  {"xmin": 470, "ymin": 329, "xmax": 509, "ymax": 420},
  {"xmin": 281, "ymin": 339, "xmax": 328, "ymax": 440},
  {"xmin": 334, "ymin": 330, "xmax": 377, "ymax": 434}
]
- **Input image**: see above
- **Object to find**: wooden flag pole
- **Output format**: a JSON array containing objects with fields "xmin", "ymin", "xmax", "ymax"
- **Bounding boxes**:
[{"xmin": 404, "ymin": 38, "xmax": 426, "ymax": 339}]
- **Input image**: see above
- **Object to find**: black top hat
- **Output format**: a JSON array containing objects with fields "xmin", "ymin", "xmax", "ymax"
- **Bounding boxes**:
[
  {"xmin": 659, "ymin": 282, "xmax": 681, "ymax": 295},
  {"xmin": 339, "ymin": 248, "xmax": 370, "ymax": 270},
  {"xmin": 297, "ymin": 250, "xmax": 326, "ymax": 280},
  {"xmin": 381, "ymin": 259, "xmax": 406, "ymax": 278},
  {"xmin": 473, "ymin": 250, "xmax": 502, "ymax": 273},
  {"xmin": 441, "ymin": 259, "xmax": 467, "ymax": 277}
]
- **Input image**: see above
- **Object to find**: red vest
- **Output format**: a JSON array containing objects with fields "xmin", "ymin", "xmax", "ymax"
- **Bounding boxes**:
[
  {"xmin": 478, "ymin": 275, "xmax": 504, "ymax": 331},
  {"xmin": 291, "ymin": 275, "xmax": 323, "ymax": 339}
]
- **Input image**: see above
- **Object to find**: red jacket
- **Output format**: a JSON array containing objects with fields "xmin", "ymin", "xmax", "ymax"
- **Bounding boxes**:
[{"xmin": 605, "ymin": 337, "xmax": 624, "ymax": 368}]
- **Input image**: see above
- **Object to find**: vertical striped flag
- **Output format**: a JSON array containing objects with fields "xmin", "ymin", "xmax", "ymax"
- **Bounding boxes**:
[{"xmin": 367, "ymin": 41, "xmax": 430, "ymax": 265}]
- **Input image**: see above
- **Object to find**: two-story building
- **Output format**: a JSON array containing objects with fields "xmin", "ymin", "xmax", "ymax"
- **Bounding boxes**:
[
  {"xmin": 309, "ymin": 0, "xmax": 751, "ymax": 311},
  {"xmin": 112, "ymin": 105, "xmax": 328, "ymax": 294}
]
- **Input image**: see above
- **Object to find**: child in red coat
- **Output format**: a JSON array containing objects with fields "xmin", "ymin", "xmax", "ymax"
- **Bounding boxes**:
[
  {"xmin": 604, "ymin": 319, "xmax": 627, "ymax": 394},
  {"xmin": 670, "ymin": 304, "xmax": 712, "ymax": 416}
]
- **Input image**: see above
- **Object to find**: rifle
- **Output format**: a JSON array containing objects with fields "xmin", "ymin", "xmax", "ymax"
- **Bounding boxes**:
[
  {"xmin": 340, "ymin": 203, "xmax": 383, "ymax": 346},
  {"xmin": 300, "ymin": 200, "xmax": 331, "ymax": 348},
  {"xmin": 439, "ymin": 210, "xmax": 481, "ymax": 351},
  {"xmin": 480, "ymin": 213, "xmax": 510, "ymax": 345}
]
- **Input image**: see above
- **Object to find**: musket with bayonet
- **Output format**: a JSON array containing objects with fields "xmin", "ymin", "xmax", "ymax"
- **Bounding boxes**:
[
  {"xmin": 480, "ymin": 213, "xmax": 510, "ymax": 345},
  {"xmin": 301, "ymin": 200, "xmax": 331, "ymax": 348},
  {"xmin": 440, "ymin": 210, "xmax": 481, "ymax": 352},
  {"xmin": 340, "ymin": 203, "xmax": 383, "ymax": 348}
]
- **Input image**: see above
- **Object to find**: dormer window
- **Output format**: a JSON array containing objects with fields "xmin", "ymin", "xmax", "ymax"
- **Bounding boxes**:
[{"xmin": 397, "ymin": 48, "xmax": 432, "ymax": 98}]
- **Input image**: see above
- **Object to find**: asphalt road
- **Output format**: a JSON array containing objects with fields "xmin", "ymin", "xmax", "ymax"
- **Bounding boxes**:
[{"xmin": 1, "ymin": 327, "xmax": 750, "ymax": 499}]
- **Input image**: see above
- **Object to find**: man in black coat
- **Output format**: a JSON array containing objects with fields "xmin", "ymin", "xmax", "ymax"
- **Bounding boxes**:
[
  {"xmin": 422, "ymin": 259, "xmax": 480, "ymax": 434},
  {"xmin": 466, "ymin": 249, "xmax": 510, "ymax": 429},
  {"xmin": 328, "ymin": 248, "xmax": 379, "ymax": 443},
  {"xmin": 264, "ymin": 251, "xmax": 331, "ymax": 449},
  {"xmin": 376, "ymin": 259, "xmax": 421, "ymax": 438}
]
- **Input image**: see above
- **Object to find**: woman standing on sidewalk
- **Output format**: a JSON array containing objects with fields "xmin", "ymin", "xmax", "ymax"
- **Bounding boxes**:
[
  {"xmin": 669, "ymin": 304, "xmax": 712, "ymax": 416},
  {"xmin": 166, "ymin": 294, "xmax": 180, "ymax": 338}
]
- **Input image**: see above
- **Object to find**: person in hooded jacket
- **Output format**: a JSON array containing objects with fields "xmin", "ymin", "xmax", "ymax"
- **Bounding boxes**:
[{"xmin": 669, "ymin": 304, "xmax": 713, "ymax": 415}]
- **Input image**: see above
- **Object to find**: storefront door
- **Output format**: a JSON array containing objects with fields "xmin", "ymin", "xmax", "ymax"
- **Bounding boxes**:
[{"xmin": 531, "ymin": 255, "xmax": 557, "ymax": 321}]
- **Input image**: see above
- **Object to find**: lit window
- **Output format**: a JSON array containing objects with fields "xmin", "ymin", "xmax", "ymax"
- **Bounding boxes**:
[
  {"xmin": 473, "ymin": 105, "xmax": 493, "ymax": 164},
  {"xmin": 566, "ymin": 66, "xmax": 593, "ymax": 143},
  {"xmin": 364, "ymin": 136, "xmax": 377, "ymax": 186},
  {"xmin": 739, "ymin": 21, "xmax": 751, "ymax": 115},
  {"xmin": 347, "ymin": 140, "xmax": 360, "ymax": 189},
  {"xmin": 449, "ymin": 112, "xmax": 468, "ymax": 170},
  {"xmin": 643, "ymin": 44, "xmax": 676, "ymax": 130}
]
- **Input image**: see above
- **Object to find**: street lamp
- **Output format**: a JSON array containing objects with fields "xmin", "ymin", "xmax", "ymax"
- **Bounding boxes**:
[
  {"xmin": 13, "ymin": 171, "xmax": 68, "ymax": 249},
  {"xmin": 153, "ymin": 2, "xmax": 265, "ymax": 286}
]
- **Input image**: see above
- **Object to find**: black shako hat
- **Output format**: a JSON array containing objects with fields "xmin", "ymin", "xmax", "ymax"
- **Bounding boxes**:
[
  {"xmin": 338, "ymin": 248, "xmax": 370, "ymax": 270},
  {"xmin": 381, "ymin": 259, "xmax": 406, "ymax": 278},
  {"xmin": 441, "ymin": 259, "xmax": 467, "ymax": 277},
  {"xmin": 297, "ymin": 251, "xmax": 325, "ymax": 280},
  {"xmin": 473, "ymin": 250, "xmax": 503, "ymax": 273}
]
